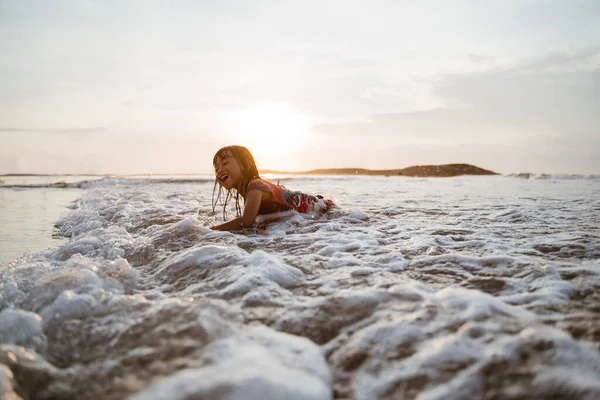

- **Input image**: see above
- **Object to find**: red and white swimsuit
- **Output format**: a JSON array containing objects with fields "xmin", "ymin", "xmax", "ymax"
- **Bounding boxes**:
[{"xmin": 247, "ymin": 179, "xmax": 321, "ymax": 215}]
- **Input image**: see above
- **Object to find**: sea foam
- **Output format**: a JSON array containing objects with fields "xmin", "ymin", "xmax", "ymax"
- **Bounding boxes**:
[{"xmin": 1, "ymin": 175, "xmax": 599, "ymax": 399}]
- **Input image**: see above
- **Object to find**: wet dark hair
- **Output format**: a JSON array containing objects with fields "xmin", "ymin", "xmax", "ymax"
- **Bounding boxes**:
[{"xmin": 212, "ymin": 145, "xmax": 260, "ymax": 220}]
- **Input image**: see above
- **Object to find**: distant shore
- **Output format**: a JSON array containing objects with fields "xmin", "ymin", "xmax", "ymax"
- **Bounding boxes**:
[
  {"xmin": 1, "ymin": 164, "xmax": 499, "ymax": 178},
  {"xmin": 261, "ymin": 163, "xmax": 499, "ymax": 178}
]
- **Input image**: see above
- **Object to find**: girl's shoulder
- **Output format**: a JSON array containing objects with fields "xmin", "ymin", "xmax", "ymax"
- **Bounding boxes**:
[{"xmin": 247, "ymin": 178, "xmax": 277, "ymax": 193}]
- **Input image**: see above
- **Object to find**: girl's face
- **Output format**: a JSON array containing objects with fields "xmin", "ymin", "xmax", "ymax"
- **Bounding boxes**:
[{"xmin": 214, "ymin": 153, "xmax": 244, "ymax": 191}]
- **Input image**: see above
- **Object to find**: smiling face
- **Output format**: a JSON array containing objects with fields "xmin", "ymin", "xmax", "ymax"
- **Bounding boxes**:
[
  {"xmin": 212, "ymin": 146, "xmax": 260, "ymax": 205},
  {"xmin": 214, "ymin": 151, "xmax": 244, "ymax": 191}
]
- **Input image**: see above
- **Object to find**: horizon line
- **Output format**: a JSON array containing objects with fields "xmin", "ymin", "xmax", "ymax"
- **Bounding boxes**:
[
  {"xmin": 1, "ymin": 163, "xmax": 495, "ymax": 177},
  {"xmin": 2, "ymin": 168, "xmax": 600, "ymax": 177}
]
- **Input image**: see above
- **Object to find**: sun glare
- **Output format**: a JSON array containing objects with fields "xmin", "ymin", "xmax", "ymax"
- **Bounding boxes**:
[{"xmin": 222, "ymin": 102, "xmax": 313, "ymax": 168}]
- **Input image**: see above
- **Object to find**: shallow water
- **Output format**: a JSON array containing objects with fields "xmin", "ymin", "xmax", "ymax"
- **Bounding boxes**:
[
  {"xmin": 1, "ymin": 175, "xmax": 599, "ymax": 399},
  {"xmin": 0, "ymin": 185, "xmax": 84, "ymax": 264}
]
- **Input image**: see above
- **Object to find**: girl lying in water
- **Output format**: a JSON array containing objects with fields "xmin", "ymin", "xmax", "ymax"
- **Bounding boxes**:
[{"xmin": 210, "ymin": 145, "xmax": 332, "ymax": 231}]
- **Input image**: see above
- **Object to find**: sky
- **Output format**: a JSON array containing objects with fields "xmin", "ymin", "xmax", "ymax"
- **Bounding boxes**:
[{"xmin": 1, "ymin": 0, "xmax": 599, "ymax": 174}]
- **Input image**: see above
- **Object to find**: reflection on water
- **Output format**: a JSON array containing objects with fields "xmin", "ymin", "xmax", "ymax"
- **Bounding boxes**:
[{"xmin": 0, "ymin": 186, "xmax": 84, "ymax": 265}]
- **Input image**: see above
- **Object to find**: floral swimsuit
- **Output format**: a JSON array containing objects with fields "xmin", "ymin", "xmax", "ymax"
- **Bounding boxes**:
[{"xmin": 246, "ymin": 178, "xmax": 322, "ymax": 215}]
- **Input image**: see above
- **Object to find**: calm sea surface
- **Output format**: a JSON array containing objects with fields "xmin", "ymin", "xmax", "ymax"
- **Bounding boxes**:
[{"xmin": 0, "ymin": 176, "xmax": 91, "ymax": 265}]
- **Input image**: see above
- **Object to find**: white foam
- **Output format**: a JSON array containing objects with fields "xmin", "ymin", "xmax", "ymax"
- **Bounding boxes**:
[
  {"xmin": 340, "ymin": 316, "xmax": 423, "ymax": 357},
  {"xmin": 350, "ymin": 267, "xmax": 376, "ymax": 276},
  {"xmin": 255, "ymin": 210, "xmax": 298, "ymax": 224},
  {"xmin": 387, "ymin": 280, "xmax": 433, "ymax": 301},
  {"xmin": 436, "ymin": 287, "xmax": 537, "ymax": 321},
  {"xmin": 315, "ymin": 234, "xmax": 379, "ymax": 256},
  {"xmin": 53, "ymin": 237, "xmax": 104, "ymax": 261},
  {"xmin": 55, "ymin": 208, "xmax": 104, "ymax": 238},
  {"xmin": 2, "ymin": 175, "xmax": 599, "ymax": 399},
  {"xmin": 221, "ymin": 250, "xmax": 304, "ymax": 297},
  {"xmin": 0, "ymin": 281, "xmax": 26, "ymax": 306},
  {"xmin": 132, "ymin": 326, "xmax": 331, "ymax": 400},
  {"xmin": 0, "ymin": 364, "xmax": 16, "ymax": 399},
  {"xmin": 99, "ymin": 258, "xmax": 139, "ymax": 292},
  {"xmin": 352, "ymin": 322, "xmax": 600, "ymax": 400},
  {"xmin": 534, "ymin": 366, "xmax": 600, "ymax": 398},
  {"xmin": 39, "ymin": 290, "xmax": 97, "ymax": 326},
  {"xmin": 0, "ymin": 309, "xmax": 45, "ymax": 351},
  {"xmin": 157, "ymin": 245, "xmax": 247, "ymax": 274}
]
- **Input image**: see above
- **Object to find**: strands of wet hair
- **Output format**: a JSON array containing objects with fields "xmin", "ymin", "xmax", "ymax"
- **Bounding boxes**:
[
  {"xmin": 212, "ymin": 180, "xmax": 241, "ymax": 220},
  {"xmin": 211, "ymin": 145, "xmax": 260, "ymax": 221}
]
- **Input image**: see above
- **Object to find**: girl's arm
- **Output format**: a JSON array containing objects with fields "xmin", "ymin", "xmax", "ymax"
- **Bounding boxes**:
[{"xmin": 210, "ymin": 190, "xmax": 263, "ymax": 231}]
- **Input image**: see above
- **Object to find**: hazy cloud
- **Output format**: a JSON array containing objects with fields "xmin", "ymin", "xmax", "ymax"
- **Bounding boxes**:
[
  {"xmin": 315, "ymin": 49, "xmax": 600, "ymax": 142},
  {"xmin": 434, "ymin": 49, "xmax": 600, "ymax": 133},
  {"xmin": 468, "ymin": 54, "xmax": 495, "ymax": 64},
  {"xmin": 311, "ymin": 47, "xmax": 600, "ymax": 173},
  {"xmin": 0, "ymin": 127, "xmax": 107, "ymax": 135}
]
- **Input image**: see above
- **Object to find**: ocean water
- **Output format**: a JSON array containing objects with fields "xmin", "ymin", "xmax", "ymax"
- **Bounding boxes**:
[
  {"xmin": 0, "ymin": 176, "xmax": 90, "ymax": 265},
  {"xmin": 1, "ymin": 174, "xmax": 599, "ymax": 400}
]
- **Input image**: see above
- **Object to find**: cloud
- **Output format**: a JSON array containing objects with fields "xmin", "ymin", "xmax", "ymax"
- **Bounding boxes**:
[
  {"xmin": 314, "ymin": 48, "xmax": 600, "ymax": 142},
  {"xmin": 311, "ymin": 48, "xmax": 600, "ymax": 172},
  {"xmin": 468, "ymin": 54, "xmax": 495, "ymax": 64},
  {"xmin": 508, "ymin": 47, "xmax": 600, "ymax": 73},
  {"xmin": 0, "ymin": 127, "xmax": 107, "ymax": 135},
  {"xmin": 433, "ymin": 48, "xmax": 600, "ymax": 133}
]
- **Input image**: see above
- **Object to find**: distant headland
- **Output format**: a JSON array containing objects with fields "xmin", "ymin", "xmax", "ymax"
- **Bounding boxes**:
[{"xmin": 261, "ymin": 163, "xmax": 499, "ymax": 178}]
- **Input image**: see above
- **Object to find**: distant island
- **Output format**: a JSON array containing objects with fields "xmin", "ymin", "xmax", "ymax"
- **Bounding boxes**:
[{"xmin": 261, "ymin": 163, "xmax": 498, "ymax": 178}]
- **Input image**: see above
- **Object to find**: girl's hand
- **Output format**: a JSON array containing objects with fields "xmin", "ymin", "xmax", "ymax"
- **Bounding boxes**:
[{"xmin": 210, "ymin": 190, "xmax": 263, "ymax": 231}]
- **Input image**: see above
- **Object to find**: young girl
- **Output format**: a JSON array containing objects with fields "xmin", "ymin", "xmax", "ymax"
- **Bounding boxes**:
[{"xmin": 210, "ymin": 145, "xmax": 330, "ymax": 231}]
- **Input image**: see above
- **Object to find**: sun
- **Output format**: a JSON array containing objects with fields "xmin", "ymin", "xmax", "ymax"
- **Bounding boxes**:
[{"xmin": 221, "ymin": 102, "xmax": 313, "ymax": 168}]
